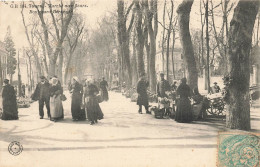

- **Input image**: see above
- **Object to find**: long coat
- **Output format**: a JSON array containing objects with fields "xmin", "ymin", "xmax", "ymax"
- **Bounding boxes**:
[
  {"xmin": 137, "ymin": 79, "xmax": 149, "ymax": 106},
  {"xmin": 70, "ymin": 82, "xmax": 84, "ymax": 120},
  {"xmin": 2, "ymin": 84, "xmax": 18, "ymax": 120},
  {"xmin": 32, "ymin": 81, "xmax": 50, "ymax": 100},
  {"xmin": 100, "ymin": 80, "xmax": 109, "ymax": 101},
  {"xmin": 175, "ymin": 83, "xmax": 193, "ymax": 123}
]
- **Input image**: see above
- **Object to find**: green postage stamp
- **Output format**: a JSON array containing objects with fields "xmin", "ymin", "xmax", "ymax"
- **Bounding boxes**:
[{"xmin": 218, "ymin": 132, "xmax": 260, "ymax": 167}]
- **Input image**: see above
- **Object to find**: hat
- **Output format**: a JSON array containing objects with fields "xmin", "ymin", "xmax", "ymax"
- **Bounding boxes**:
[
  {"xmin": 214, "ymin": 82, "xmax": 217, "ymax": 84},
  {"xmin": 4, "ymin": 79, "xmax": 9, "ymax": 84},
  {"xmin": 51, "ymin": 77, "xmax": 58, "ymax": 85},
  {"xmin": 181, "ymin": 78, "xmax": 187, "ymax": 83},
  {"xmin": 72, "ymin": 76, "xmax": 79, "ymax": 83},
  {"xmin": 40, "ymin": 76, "xmax": 45, "ymax": 79},
  {"xmin": 160, "ymin": 73, "xmax": 164, "ymax": 76}
]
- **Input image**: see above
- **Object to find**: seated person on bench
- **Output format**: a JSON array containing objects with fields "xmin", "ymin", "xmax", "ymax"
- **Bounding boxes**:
[{"xmin": 210, "ymin": 82, "xmax": 220, "ymax": 94}]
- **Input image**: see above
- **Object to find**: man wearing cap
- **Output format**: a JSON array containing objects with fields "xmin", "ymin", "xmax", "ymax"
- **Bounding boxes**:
[
  {"xmin": 1, "ymin": 79, "xmax": 18, "ymax": 120},
  {"xmin": 157, "ymin": 73, "xmax": 171, "ymax": 98},
  {"xmin": 32, "ymin": 76, "xmax": 51, "ymax": 119},
  {"xmin": 211, "ymin": 82, "xmax": 220, "ymax": 94}
]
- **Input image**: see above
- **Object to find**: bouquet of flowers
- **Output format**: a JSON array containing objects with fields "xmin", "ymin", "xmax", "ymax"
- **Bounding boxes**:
[
  {"xmin": 159, "ymin": 97, "xmax": 170, "ymax": 104},
  {"xmin": 158, "ymin": 97, "xmax": 170, "ymax": 108}
]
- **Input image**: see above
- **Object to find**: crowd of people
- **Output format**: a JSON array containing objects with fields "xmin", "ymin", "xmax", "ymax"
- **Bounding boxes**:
[
  {"xmin": 0, "ymin": 76, "xmax": 109, "ymax": 125},
  {"xmin": 1, "ymin": 73, "xmax": 222, "ymax": 124},
  {"xmin": 136, "ymin": 73, "xmax": 216, "ymax": 123}
]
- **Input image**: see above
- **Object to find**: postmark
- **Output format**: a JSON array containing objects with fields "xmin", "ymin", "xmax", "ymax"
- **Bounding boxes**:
[
  {"xmin": 218, "ymin": 132, "xmax": 259, "ymax": 167},
  {"xmin": 8, "ymin": 141, "xmax": 23, "ymax": 156}
]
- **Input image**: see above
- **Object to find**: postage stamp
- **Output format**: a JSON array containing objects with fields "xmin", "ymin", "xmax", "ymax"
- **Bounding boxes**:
[{"xmin": 217, "ymin": 132, "xmax": 260, "ymax": 167}]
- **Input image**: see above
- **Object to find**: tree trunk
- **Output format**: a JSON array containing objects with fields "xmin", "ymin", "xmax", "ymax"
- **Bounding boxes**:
[
  {"xmin": 256, "ymin": 12, "xmax": 259, "ymax": 45},
  {"xmin": 58, "ymin": 49, "xmax": 63, "ymax": 85},
  {"xmin": 64, "ymin": 50, "xmax": 73, "ymax": 83},
  {"xmin": 144, "ymin": 26, "xmax": 150, "ymax": 80},
  {"xmin": 132, "ymin": 31, "xmax": 138, "ymax": 86},
  {"xmin": 171, "ymin": 31, "xmax": 176, "ymax": 79},
  {"xmin": 0, "ymin": 58, "xmax": 2, "ymax": 91},
  {"xmin": 162, "ymin": 0, "xmax": 166, "ymax": 73},
  {"xmin": 166, "ymin": 0, "xmax": 174, "ymax": 81},
  {"xmin": 117, "ymin": 0, "xmax": 133, "ymax": 88},
  {"xmin": 49, "ymin": 59, "xmax": 56, "ymax": 77},
  {"xmin": 144, "ymin": 0, "xmax": 158, "ymax": 93},
  {"xmin": 177, "ymin": 0, "xmax": 198, "ymax": 89},
  {"xmin": 166, "ymin": 33, "xmax": 170, "ymax": 80},
  {"xmin": 226, "ymin": 0, "xmax": 259, "ymax": 130},
  {"xmin": 206, "ymin": 0, "xmax": 210, "ymax": 93},
  {"xmin": 135, "ymin": 0, "xmax": 145, "ymax": 77}
]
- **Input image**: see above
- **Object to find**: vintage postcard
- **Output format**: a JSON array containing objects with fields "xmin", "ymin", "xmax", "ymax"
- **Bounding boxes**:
[{"xmin": 0, "ymin": 0, "xmax": 259, "ymax": 166}]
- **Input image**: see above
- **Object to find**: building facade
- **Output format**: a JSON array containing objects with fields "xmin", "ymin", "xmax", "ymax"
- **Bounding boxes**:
[{"xmin": 155, "ymin": 47, "xmax": 184, "ymax": 82}]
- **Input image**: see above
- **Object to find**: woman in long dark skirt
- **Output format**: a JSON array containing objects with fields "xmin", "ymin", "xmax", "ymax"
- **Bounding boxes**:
[
  {"xmin": 1, "ymin": 79, "xmax": 18, "ymax": 120},
  {"xmin": 69, "ymin": 77, "xmax": 84, "ymax": 121},
  {"xmin": 175, "ymin": 78, "xmax": 193, "ymax": 123},
  {"xmin": 99, "ymin": 77, "xmax": 109, "ymax": 101},
  {"xmin": 85, "ymin": 80, "xmax": 103, "ymax": 125}
]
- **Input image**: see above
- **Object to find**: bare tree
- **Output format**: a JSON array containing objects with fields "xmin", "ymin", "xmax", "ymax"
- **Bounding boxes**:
[
  {"xmin": 64, "ymin": 14, "xmax": 85, "ymax": 83},
  {"xmin": 143, "ymin": 0, "xmax": 158, "ymax": 93},
  {"xmin": 205, "ymin": 0, "xmax": 210, "ymax": 93},
  {"xmin": 166, "ymin": 0, "xmax": 174, "ymax": 80},
  {"xmin": 33, "ymin": 0, "xmax": 75, "ymax": 77},
  {"xmin": 21, "ymin": 5, "xmax": 42, "ymax": 80},
  {"xmin": 134, "ymin": 0, "xmax": 146, "ymax": 77},
  {"xmin": 117, "ymin": 1, "xmax": 135, "ymax": 87},
  {"xmin": 177, "ymin": 0, "xmax": 198, "ymax": 89}
]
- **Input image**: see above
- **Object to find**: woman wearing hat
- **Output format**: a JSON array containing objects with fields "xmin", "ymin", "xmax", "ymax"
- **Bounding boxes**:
[
  {"xmin": 1, "ymin": 79, "xmax": 18, "ymax": 120},
  {"xmin": 175, "ymin": 78, "xmax": 193, "ymax": 123},
  {"xmin": 69, "ymin": 76, "xmax": 84, "ymax": 121}
]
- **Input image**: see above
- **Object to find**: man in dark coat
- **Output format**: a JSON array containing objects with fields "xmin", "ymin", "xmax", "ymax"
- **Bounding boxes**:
[
  {"xmin": 1, "ymin": 79, "xmax": 18, "ymax": 120},
  {"xmin": 99, "ymin": 77, "xmax": 109, "ymax": 101},
  {"xmin": 32, "ymin": 76, "xmax": 51, "ymax": 119},
  {"xmin": 137, "ymin": 75, "xmax": 150, "ymax": 114},
  {"xmin": 157, "ymin": 73, "xmax": 171, "ymax": 98}
]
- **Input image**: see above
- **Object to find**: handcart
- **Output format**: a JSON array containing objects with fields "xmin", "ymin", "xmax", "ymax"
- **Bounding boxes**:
[{"xmin": 206, "ymin": 93, "xmax": 226, "ymax": 116}]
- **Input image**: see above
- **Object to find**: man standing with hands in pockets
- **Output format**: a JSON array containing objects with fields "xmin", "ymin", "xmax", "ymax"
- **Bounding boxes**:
[
  {"xmin": 32, "ymin": 76, "xmax": 51, "ymax": 119},
  {"xmin": 137, "ymin": 74, "xmax": 150, "ymax": 114}
]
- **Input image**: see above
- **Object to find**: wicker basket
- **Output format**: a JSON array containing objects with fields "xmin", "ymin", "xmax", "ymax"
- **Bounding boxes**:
[
  {"xmin": 154, "ymin": 109, "xmax": 164, "ymax": 119},
  {"xmin": 151, "ymin": 106, "xmax": 164, "ymax": 119}
]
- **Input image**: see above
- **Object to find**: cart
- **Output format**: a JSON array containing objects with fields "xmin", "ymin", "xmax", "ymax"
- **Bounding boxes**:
[
  {"xmin": 250, "ymin": 85, "xmax": 260, "ymax": 107},
  {"xmin": 206, "ymin": 93, "xmax": 226, "ymax": 116}
]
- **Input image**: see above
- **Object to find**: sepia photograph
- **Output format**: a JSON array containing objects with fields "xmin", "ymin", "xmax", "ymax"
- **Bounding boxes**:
[{"xmin": 0, "ymin": 0, "xmax": 259, "ymax": 166}]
